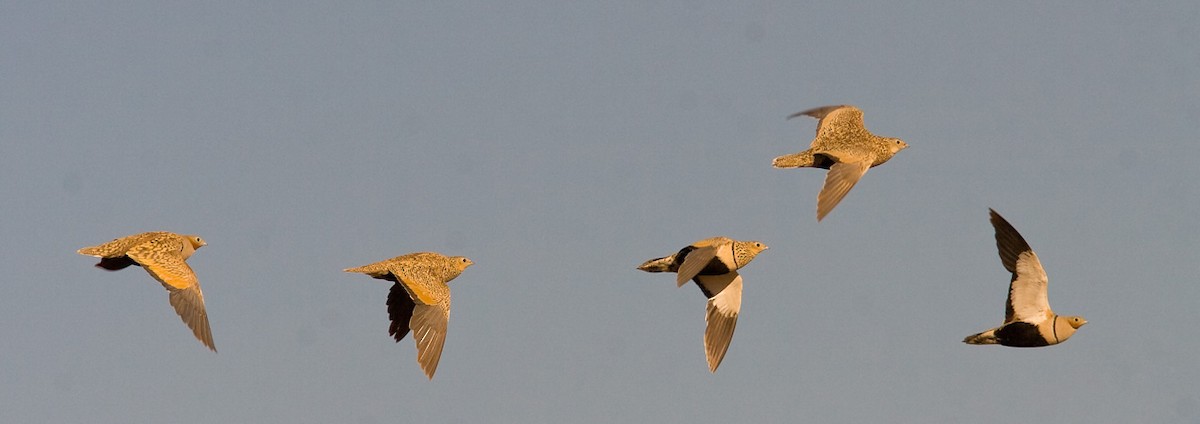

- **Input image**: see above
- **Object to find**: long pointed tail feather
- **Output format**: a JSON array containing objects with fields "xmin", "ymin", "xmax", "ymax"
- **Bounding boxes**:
[
  {"xmin": 772, "ymin": 151, "xmax": 815, "ymax": 168},
  {"xmin": 637, "ymin": 256, "xmax": 675, "ymax": 273},
  {"xmin": 963, "ymin": 329, "xmax": 999, "ymax": 345}
]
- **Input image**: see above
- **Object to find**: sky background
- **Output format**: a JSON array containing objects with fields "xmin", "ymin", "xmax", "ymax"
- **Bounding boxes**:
[{"xmin": 3, "ymin": 1, "xmax": 1198, "ymax": 423}]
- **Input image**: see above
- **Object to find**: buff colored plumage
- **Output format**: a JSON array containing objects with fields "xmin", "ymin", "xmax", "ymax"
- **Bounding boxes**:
[
  {"xmin": 344, "ymin": 252, "xmax": 473, "ymax": 379},
  {"xmin": 77, "ymin": 231, "xmax": 215, "ymax": 352},
  {"xmin": 772, "ymin": 105, "xmax": 908, "ymax": 221},
  {"xmin": 637, "ymin": 237, "xmax": 768, "ymax": 372},
  {"xmin": 963, "ymin": 209, "xmax": 1087, "ymax": 347}
]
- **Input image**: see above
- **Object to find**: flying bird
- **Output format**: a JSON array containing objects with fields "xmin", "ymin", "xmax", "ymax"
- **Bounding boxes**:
[
  {"xmin": 77, "ymin": 231, "xmax": 216, "ymax": 352},
  {"xmin": 344, "ymin": 252, "xmax": 474, "ymax": 379},
  {"xmin": 772, "ymin": 105, "xmax": 908, "ymax": 221},
  {"xmin": 637, "ymin": 237, "xmax": 768, "ymax": 372},
  {"xmin": 963, "ymin": 209, "xmax": 1087, "ymax": 347}
]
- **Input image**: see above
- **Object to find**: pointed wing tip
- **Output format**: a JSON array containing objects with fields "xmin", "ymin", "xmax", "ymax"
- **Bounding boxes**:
[
  {"xmin": 817, "ymin": 203, "xmax": 833, "ymax": 221},
  {"xmin": 787, "ymin": 104, "xmax": 851, "ymax": 121},
  {"xmin": 201, "ymin": 329, "xmax": 217, "ymax": 352},
  {"xmin": 988, "ymin": 209, "xmax": 1015, "ymax": 230},
  {"xmin": 418, "ymin": 353, "xmax": 441, "ymax": 380},
  {"xmin": 705, "ymin": 351, "xmax": 726, "ymax": 373},
  {"xmin": 194, "ymin": 326, "xmax": 217, "ymax": 353},
  {"xmin": 192, "ymin": 326, "xmax": 217, "ymax": 352},
  {"xmin": 706, "ymin": 344, "xmax": 727, "ymax": 372},
  {"xmin": 201, "ymin": 330, "xmax": 217, "ymax": 352}
]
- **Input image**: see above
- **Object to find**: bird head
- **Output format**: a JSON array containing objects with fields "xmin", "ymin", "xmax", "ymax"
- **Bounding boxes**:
[
  {"xmin": 733, "ymin": 241, "xmax": 768, "ymax": 269},
  {"xmin": 885, "ymin": 137, "xmax": 908, "ymax": 154},
  {"xmin": 451, "ymin": 256, "xmax": 474, "ymax": 272},
  {"xmin": 1065, "ymin": 316, "xmax": 1087, "ymax": 329},
  {"xmin": 186, "ymin": 235, "xmax": 207, "ymax": 249}
]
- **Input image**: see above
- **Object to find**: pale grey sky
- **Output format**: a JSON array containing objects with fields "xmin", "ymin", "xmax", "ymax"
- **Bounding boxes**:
[{"xmin": 3, "ymin": 2, "xmax": 1199, "ymax": 423}]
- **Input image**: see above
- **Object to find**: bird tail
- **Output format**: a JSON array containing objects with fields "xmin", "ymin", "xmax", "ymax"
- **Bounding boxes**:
[
  {"xmin": 772, "ymin": 151, "xmax": 815, "ymax": 168},
  {"xmin": 962, "ymin": 329, "xmax": 999, "ymax": 345},
  {"xmin": 637, "ymin": 256, "xmax": 675, "ymax": 273}
]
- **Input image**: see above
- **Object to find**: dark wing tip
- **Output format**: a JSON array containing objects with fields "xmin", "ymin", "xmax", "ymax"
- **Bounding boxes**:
[
  {"xmin": 988, "ymin": 208, "xmax": 1033, "ymax": 272},
  {"xmin": 787, "ymin": 104, "xmax": 850, "ymax": 120},
  {"xmin": 203, "ymin": 335, "xmax": 217, "ymax": 352}
]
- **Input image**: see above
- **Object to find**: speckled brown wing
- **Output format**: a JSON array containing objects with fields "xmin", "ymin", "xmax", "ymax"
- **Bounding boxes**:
[
  {"xmin": 78, "ymin": 232, "xmax": 161, "ymax": 270},
  {"xmin": 789, "ymin": 105, "xmax": 863, "ymax": 141},
  {"xmin": 78, "ymin": 232, "xmax": 159, "ymax": 258},
  {"xmin": 816, "ymin": 160, "xmax": 871, "ymax": 221},
  {"xmin": 409, "ymin": 302, "xmax": 450, "ymax": 380},
  {"xmin": 389, "ymin": 262, "xmax": 453, "ymax": 379},
  {"xmin": 167, "ymin": 284, "xmax": 215, "ymax": 351},
  {"xmin": 125, "ymin": 235, "xmax": 216, "ymax": 351}
]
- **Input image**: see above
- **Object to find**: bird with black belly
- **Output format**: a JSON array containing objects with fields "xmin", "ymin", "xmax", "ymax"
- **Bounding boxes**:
[
  {"xmin": 963, "ymin": 209, "xmax": 1087, "ymax": 347},
  {"xmin": 638, "ymin": 237, "xmax": 767, "ymax": 372}
]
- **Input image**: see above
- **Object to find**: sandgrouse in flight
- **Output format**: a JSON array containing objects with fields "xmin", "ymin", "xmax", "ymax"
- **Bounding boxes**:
[
  {"xmin": 78, "ymin": 231, "xmax": 216, "ymax": 351},
  {"xmin": 963, "ymin": 209, "xmax": 1087, "ymax": 347},
  {"xmin": 772, "ymin": 105, "xmax": 908, "ymax": 221},
  {"xmin": 638, "ymin": 237, "xmax": 767, "ymax": 372},
  {"xmin": 345, "ymin": 252, "xmax": 474, "ymax": 379}
]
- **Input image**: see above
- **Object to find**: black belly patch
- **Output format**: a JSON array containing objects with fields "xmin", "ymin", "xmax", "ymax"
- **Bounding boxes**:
[
  {"xmin": 812, "ymin": 153, "xmax": 835, "ymax": 169},
  {"xmin": 674, "ymin": 246, "xmax": 697, "ymax": 260},
  {"xmin": 699, "ymin": 261, "xmax": 732, "ymax": 275},
  {"xmin": 995, "ymin": 322, "xmax": 1050, "ymax": 347},
  {"xmin": 95, "ymin": 256, "xmax": 138, "ymax": 271},
  {"xmin": 674, "ymin": 246, "xmax": 732, "ymax": 275},
  {"xmin": 676, "ymin": 246, "xmax": 733, "ymax": 299},
  {"xmin": 694, "ymin": 279, "xmax": 714, "ymax": 298}
]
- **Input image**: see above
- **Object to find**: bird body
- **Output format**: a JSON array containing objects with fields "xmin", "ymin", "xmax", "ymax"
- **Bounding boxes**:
[
  {"xmin": 772, "ymin": 105, "xmax": 908, "ymax": 221},
  {"xmin": 78, "ymin": 231, "xmax": 215, "ymax": 351},
  {"xmin": 344, "ymin": 252, "xmax": 473, "ymax": 379},
  {"xmin": 963, "ymin": 210, "xmax": 1086, "ymax": 347},
  {"xmin": 638, "ymin": 237, "xmax": 767, "ymax": 372}
]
